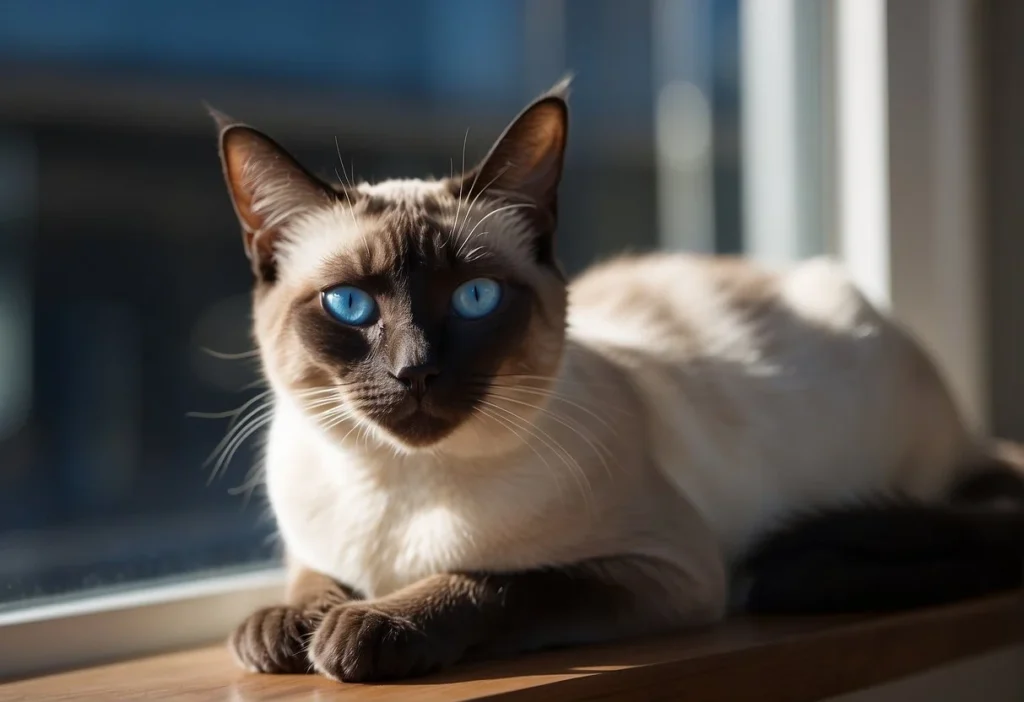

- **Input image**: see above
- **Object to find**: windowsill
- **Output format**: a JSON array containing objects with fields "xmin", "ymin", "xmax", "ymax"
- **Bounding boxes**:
[{"xmin": 2, "ymin": 593, "xmax": 1021, "ymax": 701}]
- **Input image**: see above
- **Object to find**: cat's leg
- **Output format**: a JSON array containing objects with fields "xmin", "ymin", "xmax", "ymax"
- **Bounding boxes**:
[
  {"xmin": 230, "ymin": 562, "xmax": 360, "ymax": 674},
  {"xmin": 307, "ymin": 555, "xmax": 726, "ymax": 683}
]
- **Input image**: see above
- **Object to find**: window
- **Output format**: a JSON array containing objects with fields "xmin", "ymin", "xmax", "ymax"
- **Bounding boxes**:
[
  {"xmin": 0, "ymin": 0, "xmax": 988, "ymax": 677},
  {"xmin": 0, "ymin": 3, "xmax": 740, "ymax": 672}
]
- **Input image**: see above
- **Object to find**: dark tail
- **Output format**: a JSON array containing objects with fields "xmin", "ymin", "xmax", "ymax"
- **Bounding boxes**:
[{"xmin": 738, "ymin": 451, "xmax": 1024, "ymax": 615}]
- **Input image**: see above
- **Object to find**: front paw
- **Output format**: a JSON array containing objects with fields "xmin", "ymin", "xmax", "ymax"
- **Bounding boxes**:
[
  {"xmin": 229, "ymin": 606, "xmax": 314, "ymax": 674},
  {"xmin": 309, "ymin": 603, "xmax": 463, "ymax": 682}
]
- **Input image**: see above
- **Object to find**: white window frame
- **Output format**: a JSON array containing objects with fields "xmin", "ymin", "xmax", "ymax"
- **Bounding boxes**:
[
  {"xmin": 0, "ymin": 0, "xmax": 987, "ymax": 681},
  {"xmin": 880, "ymin": 0, "xmax": 986, "ymax": 433},
  {"xmin": 740, "ymin": 0, "xmax": 833, "ymax": 265},
  {"xmin": 735, "ymin": 0, "xmax": 985, "ymax": 429},
  {"xmin": 0, "ymin": 568, "xmax": 284, "ymax": 678},
  {"xmin": 835, "ymin": 0, "xmax": 985, "ymax": 431}
]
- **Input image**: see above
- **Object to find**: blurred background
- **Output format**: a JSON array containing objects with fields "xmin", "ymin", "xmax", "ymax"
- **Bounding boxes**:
[{"xmin": 0, "ymin": 0, "xmax": 1020, "ymax": 611}]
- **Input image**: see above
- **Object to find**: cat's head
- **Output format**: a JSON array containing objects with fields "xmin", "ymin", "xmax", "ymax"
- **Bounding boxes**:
[{"xmin": 214, "ymin": 80, "xmax": 571, "ymax": 456}]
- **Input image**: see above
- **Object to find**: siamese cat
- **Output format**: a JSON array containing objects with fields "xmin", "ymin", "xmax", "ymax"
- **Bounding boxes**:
[{"xmin": 213, "ymin": 79, "xmax": 1023, "ymax": 683}]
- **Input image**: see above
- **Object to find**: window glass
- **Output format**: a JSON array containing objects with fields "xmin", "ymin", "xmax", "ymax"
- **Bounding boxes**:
[{"xmin": 0, "ymin": 0, "xmax": 745, "ymax": 610}]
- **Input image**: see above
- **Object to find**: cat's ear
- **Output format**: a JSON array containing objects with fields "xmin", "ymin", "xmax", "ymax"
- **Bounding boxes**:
[
  {"xmin": 460, "ymin": 76, "xmax": 571, "ymax": 232},
  {"xmin": 211, "ymin": 108, "xmax": 335, "ymax": 282}
]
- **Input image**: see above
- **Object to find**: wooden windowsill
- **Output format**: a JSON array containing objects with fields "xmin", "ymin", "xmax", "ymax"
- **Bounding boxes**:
[{"xmin": 3, "ymin": 593, "xmax": 1022, "ymax": 701}]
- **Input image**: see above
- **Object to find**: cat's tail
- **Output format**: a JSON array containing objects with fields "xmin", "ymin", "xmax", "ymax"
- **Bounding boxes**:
[{"xmin": 737, "ymin": 444, "xmax": 1024, "ymax": 614}]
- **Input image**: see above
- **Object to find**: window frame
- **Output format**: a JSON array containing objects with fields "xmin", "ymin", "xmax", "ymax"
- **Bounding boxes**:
[
  {"xmin": 732, "ymin": 0, "xmax": 986, "ymax": 427},
  {"xmin": 0, "ymin": 568, "xmax": 284, "ymax": 679}
]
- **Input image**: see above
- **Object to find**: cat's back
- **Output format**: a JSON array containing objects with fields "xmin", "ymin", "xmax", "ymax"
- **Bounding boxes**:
[
  {"xmin": 568, "ymin": 252, "xmax": 867, "ymax": 351},
  {"xmin": 566, "ymin": 253, "xmax": 972, "ymax": 555},
  {"xmin": 566, "ymin": 252, "xmax": 887, "ymax": 423}
]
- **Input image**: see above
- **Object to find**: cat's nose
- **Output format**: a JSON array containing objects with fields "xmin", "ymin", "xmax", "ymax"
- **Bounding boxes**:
[{"xmin": 395, "ymin": 363, "xmax": 440, "ymax": 399}]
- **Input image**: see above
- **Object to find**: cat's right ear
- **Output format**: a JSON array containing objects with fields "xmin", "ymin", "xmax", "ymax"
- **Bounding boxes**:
[
  {"xmin": 211, "ymin": 109, "xmax": 335, "ymax": 282},
  {"xmin": 458, "ymin": 77, "xmax": 571, "ymax": 236}
]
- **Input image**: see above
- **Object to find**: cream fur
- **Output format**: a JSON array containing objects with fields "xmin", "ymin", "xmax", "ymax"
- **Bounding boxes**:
[{"xmin": 261, "ymin": 248, "xmax": 976, "ymax": 621}]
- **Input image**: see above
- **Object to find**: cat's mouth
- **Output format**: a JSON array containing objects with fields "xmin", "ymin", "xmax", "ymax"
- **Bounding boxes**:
[
  {"xmin": 367, "ymin": 396, "xmax": 465, "ymax": 448},
  {"xmin": 346, "ymin": 383, "xmax": 488, "ymax": 450},
  {"xmin": 378, "ymin": 406, "xmax": 458, "ymax": 448}
]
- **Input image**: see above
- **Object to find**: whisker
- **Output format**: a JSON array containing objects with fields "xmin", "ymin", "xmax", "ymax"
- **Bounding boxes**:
[
  {"xmin": 445, "ymin": 157, "xmax": 456, "ymax": 246},
  {"xmin": 201, "ymin": 390, "xmax": 275, "ymax": 466},
  {"xmin": 456, "ymin": 134, "xmax": 487, "ymax": 232},
  {"xmin": 205, "ymin": 406, "xmax": 273, "ymax": 483},
  {"xmin": 482, "ymin": 373, "xmax": 625, "ymax": 396},
  {"xmin": 488, "ymin": 392, "xmax": 612, "ymax": 451},
  {"xmin": 315, "ymin": 406, "xmax": 359, "ymax": 434},
  {"xmin": 228, "ymin": 459, "xmax": 266, "ymax": 509},
  {"xmin": 462, "ymin": 244, "xmax": 490, "ymax": 263},
  {"xmin": 476, "ymin": 408, "xmax": 577, "ymax": 512},
  {"xmin": 214, "ymin": 413, "xmax": 275, "ymax": 483},
  {"xmin": 449, "ymin": 128, "xmax": 470, "ymax": 243},
  {"xmin": 200, "ymin": 347, "xmax": 260, "ymax": 360},
  {"xmin": 334, "ymin": 137, "xmax": 360, "ymax": 230},
  {"xmin": 486, "ymin": 385, "xmax": 620, "ymax": 428},
  {"xmin": 201, "ymin": 385, "xmax": 344, "ymax": 480},
  {"xmin": 476, "ymin": 399, "xmax": 593, "ymax": 507},
  {"xmin": 339, "ymin": 417, "xmax": 364, "ymax": 445},
  {"xmin": 467, "ymin": 379, "xmax": 615, "ymax": 413},
  {"xmin": 461, "ymin": 203, "xmax": 536, "ymax": 251},
  {"xmin": 483, "ymin": 373, "xmax": 614, "ymax": 387},
  {"xmin": 187, "ymin": 409, "xmax": 246, "ymax": 420},
  {"xmin": 454, "ymin": 163, "xmax": 514, "ymax": 254},
  {"xmin": 488, "ymin": 393, "xmax": 614, "ymax": 483},
  {"xmin": 475, "ymin": 406, "xmax": 561, "ymax": 487}
]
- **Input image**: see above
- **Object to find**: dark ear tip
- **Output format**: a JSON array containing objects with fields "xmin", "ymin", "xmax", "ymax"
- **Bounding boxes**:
[
  {"xmin": 544, "ymin": 73, "xmax": 574, "ymax": 103},
  {"xmin": 528, "ymin": 74, "xmax": 572, "ymax": 130},
  {"xmin": 204, "ymin": 102, "xmax": 242, "ymax": 135}
]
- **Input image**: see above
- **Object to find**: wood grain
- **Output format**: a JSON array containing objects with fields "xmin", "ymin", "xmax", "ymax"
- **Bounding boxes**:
[{"xmin": 2, "ymin": 593, "xmax": 1022, "ymax": 702}]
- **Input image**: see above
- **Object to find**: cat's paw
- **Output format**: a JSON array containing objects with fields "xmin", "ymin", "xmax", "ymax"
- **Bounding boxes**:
[
  {"xmin": 308, "ymin": 602, "xmax": 463, "ymax": 682},
  {"xmin": 229, "ymin": 605, "xmax": 314, "ymax": 674}
]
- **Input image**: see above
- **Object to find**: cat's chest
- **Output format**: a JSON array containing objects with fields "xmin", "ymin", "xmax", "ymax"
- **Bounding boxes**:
[
  {"xmin": 264, "ymin": 431, "xmax": 559, "ymax": 598},
  {"xmin": 268, "ymin": 468, "xmax": 463, "ymax": 597}
]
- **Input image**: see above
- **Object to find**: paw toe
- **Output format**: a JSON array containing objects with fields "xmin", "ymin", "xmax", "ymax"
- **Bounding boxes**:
[
  {"xmin": 229, "ymin": 606, "xmax": 312, "ymax": 675},
  {"xmin": 310, "ymin": 604, "xmax": 449, "ymax": 682}
]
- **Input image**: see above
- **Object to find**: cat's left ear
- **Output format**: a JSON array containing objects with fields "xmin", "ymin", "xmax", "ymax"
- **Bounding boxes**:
[{"xmin": 458, "ymin": 76, "xmax": 571, "ymax": 237}]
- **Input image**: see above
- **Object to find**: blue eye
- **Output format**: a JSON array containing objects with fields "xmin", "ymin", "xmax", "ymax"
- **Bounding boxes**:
[
  {"xmin": 322, "ymin": 286, "xmax": 377, "ymax": 326},
  {"xmin": 451, "ymin": 278, "xmax": 502, "ymax": 319}
]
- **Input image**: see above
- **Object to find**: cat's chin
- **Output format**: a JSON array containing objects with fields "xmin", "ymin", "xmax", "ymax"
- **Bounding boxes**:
[
  {"xmin": 361, "ymin": 409, "xmax": 526, "ymax": 459},
  {"xmin": 375, "ymin": 409, "xmax": 460, "ymax": 450}
]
